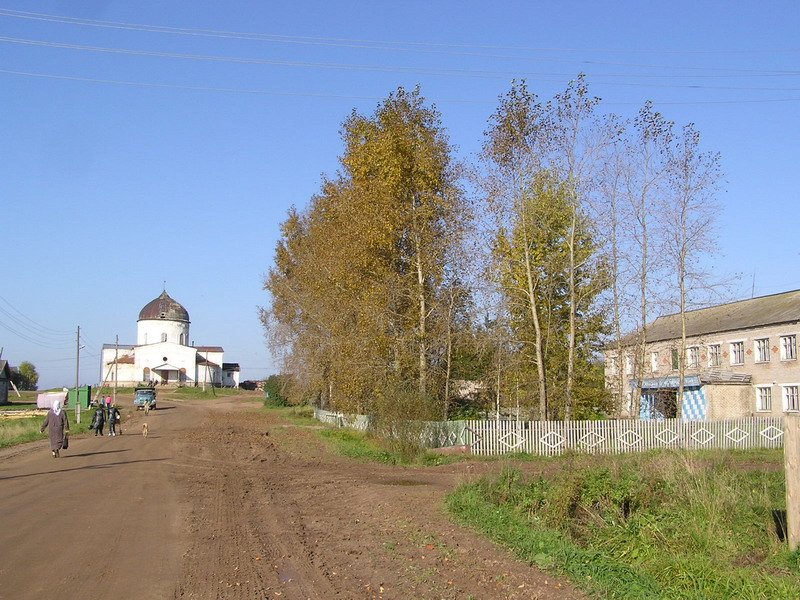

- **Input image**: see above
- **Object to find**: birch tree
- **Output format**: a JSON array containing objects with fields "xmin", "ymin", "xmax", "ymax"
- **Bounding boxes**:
[
  {"xmin": 662, "ymin": 123, "xmax": 722, "ymax": 411},
  {"xmin": 624, "ymin": 102, "xmax": 673, "ymax": 418}
]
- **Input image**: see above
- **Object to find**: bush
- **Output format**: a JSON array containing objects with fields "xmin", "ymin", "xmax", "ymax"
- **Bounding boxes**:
[{"xmin": 371, "ymin": 381, "xmax": 439, "ymax": 462}]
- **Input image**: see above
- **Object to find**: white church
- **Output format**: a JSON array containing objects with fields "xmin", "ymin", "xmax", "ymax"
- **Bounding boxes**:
[{"xmin": 99, "ymin": 291, "xmax": 239, "ymax": 388}]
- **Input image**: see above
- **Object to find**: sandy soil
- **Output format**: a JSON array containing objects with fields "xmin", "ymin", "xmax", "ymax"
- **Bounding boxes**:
[{"xmin": 0, "ymin": 395, "xmax": 583, "ymax": 600}]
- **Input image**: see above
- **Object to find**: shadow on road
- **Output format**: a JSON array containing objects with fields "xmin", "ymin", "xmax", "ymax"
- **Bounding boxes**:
[
  {"xmin": 62, "ymin": 449, "xmax": 131, "ymax": 459},
  {"xmin": 0, "ymin": 458, "xmax": 169, "ymax": 481}
]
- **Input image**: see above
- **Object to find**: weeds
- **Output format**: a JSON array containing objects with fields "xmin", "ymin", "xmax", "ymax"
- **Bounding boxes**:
[{"xmin": 447, "ymin": 452, "xmax": 800, "ymax": 599}]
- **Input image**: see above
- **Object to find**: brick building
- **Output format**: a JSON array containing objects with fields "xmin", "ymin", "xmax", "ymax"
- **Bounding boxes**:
[{"xmin": 605, "ymin": 289, "xmax": 800, "ymax": 420}]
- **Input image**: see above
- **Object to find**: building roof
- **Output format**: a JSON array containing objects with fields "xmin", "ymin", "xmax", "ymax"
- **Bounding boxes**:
[
  {"xmin": 222, "ymin": 363, "xmax": 240, "ymax": 371},
  {"xmin": 102, "ymin": 344, "xmax": 135, "ymax": 350},
  {"xmin": 196, "ymin": 355, "xmax": 219, "ymax": 367},
  {"xmin": 138, "ymin": 291, "xmax": 190, "ymax": 323},
  {"xmin": 624, "ymin": 289, "xmax": 800, "ymax": 345},
  {"xmin": 0, "ymin": 360, "xmax": 9, "ymax": 379},
  {"xmin": 107, "ymin": 355, "xmax": 135, "ymax": 365},
  {"xmin": 195, "ymin": 346, "xmax": 223, "ymax": 353}
]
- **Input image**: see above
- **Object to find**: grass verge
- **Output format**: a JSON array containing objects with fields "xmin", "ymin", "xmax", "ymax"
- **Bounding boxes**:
[
  {"xmin": 0, "ymin": 414, "xmax": 94, "ymax": 449},
  {"xmin": 447, "ymin": 452, "xmax": 800, "ymax": 599},
  {"xmin": 161, "ymin": 387, "xmax": 247, "ymax": 400}
]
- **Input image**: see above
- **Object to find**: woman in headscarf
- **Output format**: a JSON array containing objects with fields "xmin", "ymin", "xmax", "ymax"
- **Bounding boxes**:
[{"xmin": 40, "ymin": 396, "xmax": 69, "ymax": 458}]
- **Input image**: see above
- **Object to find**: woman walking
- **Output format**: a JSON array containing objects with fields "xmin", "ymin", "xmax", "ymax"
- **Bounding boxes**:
[{"xmin": 40, "ymin": 396, "xmax": 69, "ymax": 458}]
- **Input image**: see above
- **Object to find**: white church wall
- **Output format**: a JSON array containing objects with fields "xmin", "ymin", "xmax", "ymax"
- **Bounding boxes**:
[
  {"xmin": 99, "ymin": 348, "xmax": 135, "ymax": 384},
  {"xmin": 137, "ymin": 319, "xmax": 190, "ymax": 346},
  {"xmin": 99, "ymin": 292, "xmax": 232, "ymax": 388},
  {"xmin": 136, "ymin": 342, "xmax": 198, "ymax": 383}
]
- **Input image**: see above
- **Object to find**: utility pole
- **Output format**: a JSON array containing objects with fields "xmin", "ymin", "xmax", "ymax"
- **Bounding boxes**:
[
  {"xmin": 202, "ymin": 350, "xmax": 209, "ymax": 392},
  {"xmin": 75, "ymin": 325, "xmax": 81, "ymax": 424},
  {"xmin": 113, "ymin": 334, "xmax": 119, "ymax": 406},
  {"xmin": 785, "ymin": 415, "xmax": 800, "ymax": 550}
]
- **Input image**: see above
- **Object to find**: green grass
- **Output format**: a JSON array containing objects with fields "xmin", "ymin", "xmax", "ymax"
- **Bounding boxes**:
[
  {"xmin": 0, "ymin": 402, "xmax": 40, "ymax": 412},
  {"xmin": 0, "ymin": 413, "xmax": 94, "ymax": 449},
  {"xmin": 447, "ymin": 452, "xmax": 800, "ymax": 599},
  {"xmin": 163, "ymin": 386, "xmax": 246, "ymax": 400},
  {"xmin": 317, "ymin": 428, "xmax": 400, "ymax": 463}
]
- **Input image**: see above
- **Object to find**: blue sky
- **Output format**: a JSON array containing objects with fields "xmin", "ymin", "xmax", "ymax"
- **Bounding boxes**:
[{"xmin": 1, "ymin": 1, "xmax": 798, "ymax": 389}]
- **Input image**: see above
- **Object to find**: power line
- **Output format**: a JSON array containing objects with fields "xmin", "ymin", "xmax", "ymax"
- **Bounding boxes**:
[
  {"xmin": 0, "ymin": 318, "xmax": 75, "ymax": 349},
  {"xmin": 0, "ymin": 7, "xmax": 797, "ymax": 57},
  {"xmin": 0, "ymin": 295, "xmax": 72, "ymax": 335},
  {"xmin": 2, "ymin": 34, "xmax": 799, "ymax": 82},
  {"xmin": 0, "ymin": 305, "xmax": 74, "ymax": 342},
  {"xmin": 4, "ymin": 68, "xmax": 800, "ymax": 106}
]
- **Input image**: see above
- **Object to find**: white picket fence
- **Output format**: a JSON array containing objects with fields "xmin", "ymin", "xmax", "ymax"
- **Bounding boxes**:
[
  {"xmin": 464, "ymin": 417, "xmax": 784, "ymax": 456},
  {"xmin": 314, "ymin": 409, "xmax": 784, "ymax": 456}
]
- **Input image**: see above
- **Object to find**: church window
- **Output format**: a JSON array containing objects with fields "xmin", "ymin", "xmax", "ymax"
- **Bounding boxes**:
[{"xmin": 161, "ymin": 333, "xmax": 167, "ymax": 342}]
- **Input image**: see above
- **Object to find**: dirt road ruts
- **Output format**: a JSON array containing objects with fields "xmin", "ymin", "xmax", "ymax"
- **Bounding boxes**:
[{"xmin": 1, "ymin": 396, "xmax": 583, "ymax": 600}]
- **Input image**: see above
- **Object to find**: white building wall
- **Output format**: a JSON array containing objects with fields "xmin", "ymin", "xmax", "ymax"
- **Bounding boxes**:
[
  {"xmin": 99, "ymin": 348, "xmax": 137, "ymax": 384},
  {"xmin": 196, "ymin": 350, "xmax": 224, "ymax": 384},
  {"xmin": 137, "ymin": 319, "xmax": 190, "ymax": 346},
  {"xmin": 222, "ymin": 370, "xmax": 240, "ymax": 387},
  {"xmin": 136, "ymin": 342, "xmax": 198, "ymax": 383}
]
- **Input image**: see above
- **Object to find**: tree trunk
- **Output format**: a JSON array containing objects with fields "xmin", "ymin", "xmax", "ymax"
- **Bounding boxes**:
[
  {"xmin": 412, "ymin": 193, "xmax": 428, "ymax": 398},
  {"xmin": 676, "ymin": 204, "xmax": 688, "ymax": 420},
  {"xmin": 415, "ymin": 240, "xmax": 427, "ymax": 397},
  {"xmin": 610, "ymin": 187, "xmax": 626, "ymax": 417},
  {"xmin": 522, "ymin": 234, "xmax": 548, "ymax": 420},
  {"xmin": 565, "ymin": 207, "xmax": 577, "ymax": 421},
  {"xmin": 443, "ymin": 289, "xmax": 455, "ymax": 420},
  {"xmin": 633, "ymin": 191, "xmax": 648, "ymax": 420}
]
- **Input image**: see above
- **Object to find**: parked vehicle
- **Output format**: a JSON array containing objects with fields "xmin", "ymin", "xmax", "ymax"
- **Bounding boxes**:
[{"xmin": 133, "ymin": 387, "xmax": 157, "ymax": 411}]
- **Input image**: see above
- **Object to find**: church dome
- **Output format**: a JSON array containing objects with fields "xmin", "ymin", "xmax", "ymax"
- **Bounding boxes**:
[{"xmin": 138, "ymin": 291, "xmax": 190, "ymax": 323}]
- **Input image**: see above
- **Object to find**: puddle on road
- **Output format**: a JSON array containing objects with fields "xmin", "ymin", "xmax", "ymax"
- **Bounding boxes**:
[{"xmin": 278, "ymin": 561, "xmax": 299, "ymax": 584}]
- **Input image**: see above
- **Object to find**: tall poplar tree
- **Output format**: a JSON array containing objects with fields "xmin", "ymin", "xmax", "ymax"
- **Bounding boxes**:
[{"xmin": 263, "ymin": 87, "xmax": 467, "ymax": 415}]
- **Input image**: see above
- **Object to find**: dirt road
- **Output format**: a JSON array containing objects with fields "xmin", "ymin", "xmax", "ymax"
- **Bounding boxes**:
[{"xmin": 0, "ymin": 396, "xmax": 583, "ymax": 599}]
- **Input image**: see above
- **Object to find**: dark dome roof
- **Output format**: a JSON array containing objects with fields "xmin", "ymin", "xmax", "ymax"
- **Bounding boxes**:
[{"xmin": 138, "ymin": 291, "xmax": 190, "ymax": 323}]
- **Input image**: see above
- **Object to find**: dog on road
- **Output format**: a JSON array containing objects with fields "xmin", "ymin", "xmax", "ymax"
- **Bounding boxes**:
[{"xmin": 142, "ymin": 423, "xmax": 148, "ymax": 438}]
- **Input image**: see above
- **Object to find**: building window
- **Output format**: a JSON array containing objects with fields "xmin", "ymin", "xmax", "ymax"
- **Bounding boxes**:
[
  {"xmin": 687, "ymin": 347, "xmax": 699, "ymax": 369},
  {"xmin": 708, "ymin": 344, "xmax": 721, "ymax": 367},
  {"xmin": 730, "ymin": 341, "xmax": 745, "ymax": 365},
  {"xmin": 651, "ymin": 352, "xmax": 659, "ymax": 373},
  {"xmin": 756, "ymin": 386, "xmax": 772, "ymax": 412},
  {"xmin": 161, "ymin": 333, "xmax": 167, "ymax": 342},
  {"xmin": 671, "ymin": 348, "xmax": 679, "ymax": 370},
  {"xmin": 783, "ymin": 385, "xmax": 799, "ymax": 412},
  {"xmin": 781, "ymin": 335, "xmax": 797, "ymax": 361},
  {"xmin": 625, "ymin": 354, "xmax": 634, "ymax": 376},
  {"xmin": 755, "ymin": 338, "xmax": 770, "ymax": 363}
]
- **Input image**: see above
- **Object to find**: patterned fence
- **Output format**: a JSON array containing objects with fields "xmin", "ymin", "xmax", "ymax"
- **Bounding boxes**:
[
  {"xmin": 464, "ymin": 417, "xmax": 784, "ymax": 456},
  {"xmin": 313, "ymin": 409, "xmax": 784, "ymax": 456}
]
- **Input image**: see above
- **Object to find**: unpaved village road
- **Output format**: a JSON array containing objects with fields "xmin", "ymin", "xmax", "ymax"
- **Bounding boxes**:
[{"xmin": 0, "ymin": 396, "xmax": 584, "ymax": 600}]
